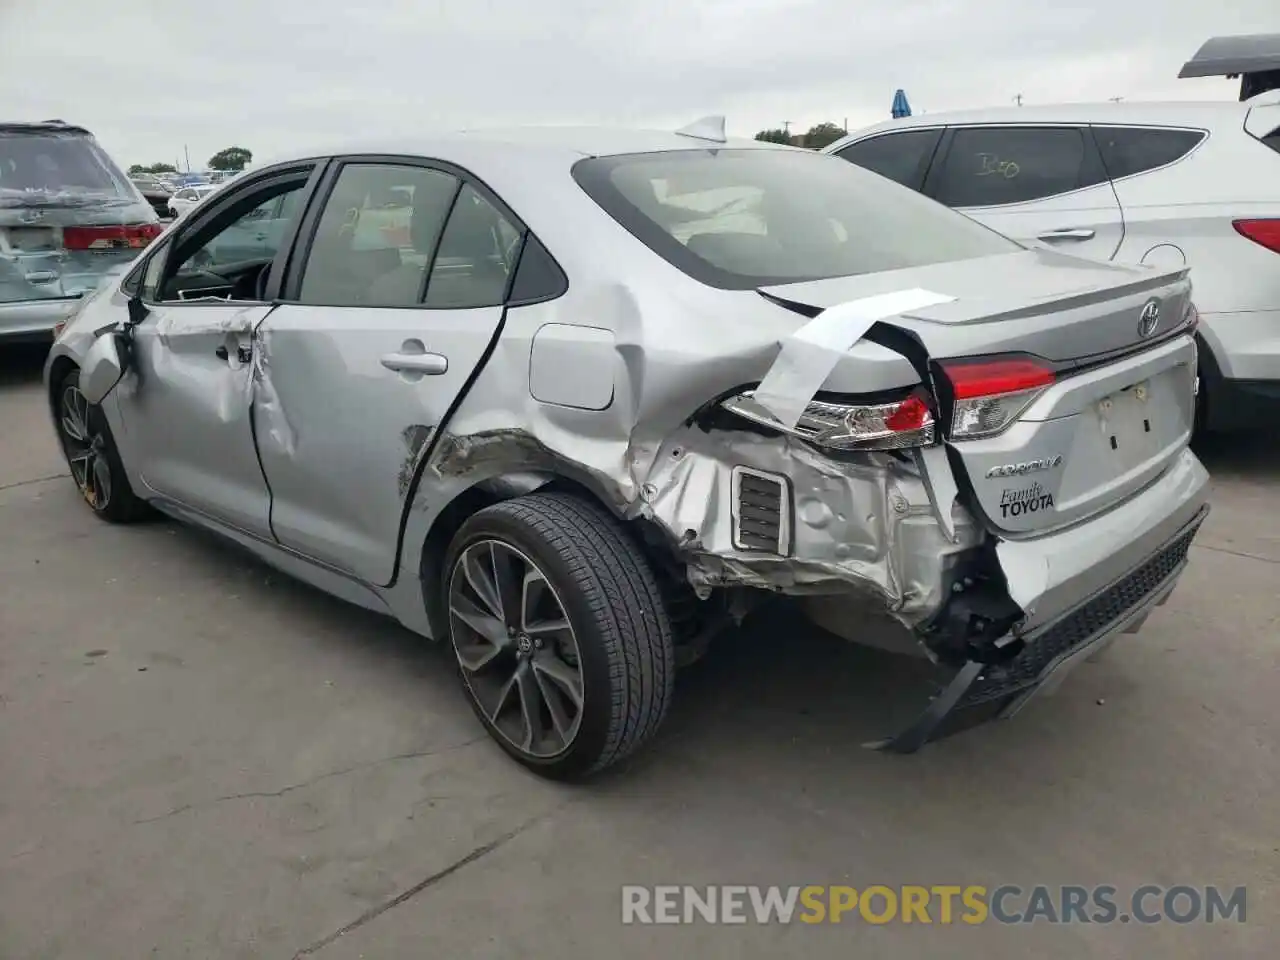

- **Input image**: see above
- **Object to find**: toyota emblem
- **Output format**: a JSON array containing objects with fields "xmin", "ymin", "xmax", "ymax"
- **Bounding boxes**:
[{"xmin": 1138, "ymin": 299, "xmax": 1161, "ymax": 339}]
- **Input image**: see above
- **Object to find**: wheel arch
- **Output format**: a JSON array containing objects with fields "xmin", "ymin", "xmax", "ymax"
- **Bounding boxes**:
[
  {"xmin": 417, "ymin": 468, "xmax": 638, "ymax": 637},
  {"xmin": 46, "ymin": 354, "xmax": 79, "ymax": 419}
]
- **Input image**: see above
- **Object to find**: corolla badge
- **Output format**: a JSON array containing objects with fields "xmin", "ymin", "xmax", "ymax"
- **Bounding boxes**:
[
  {"xmin": 985, "ymin": 455, "xmax": 1063, "ymax": 479},
  {"xmin": 1138, "ymin": 298, "xmax": 1161, "ymax": 339}
]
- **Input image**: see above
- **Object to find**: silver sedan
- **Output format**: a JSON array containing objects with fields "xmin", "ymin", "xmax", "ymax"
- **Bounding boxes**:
[{"xmin": 43, "ymin": 122, "xmax": 1209, "ymax": 778}]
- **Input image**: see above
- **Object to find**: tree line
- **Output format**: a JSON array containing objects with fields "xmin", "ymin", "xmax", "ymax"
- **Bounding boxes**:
[
  {"xmin": 129, "ymin": 146, "xmax": 254, "ymax": 176},
  {"xmin": 753, "ymin": 122, "xmax": 846, "ymax": 149}
]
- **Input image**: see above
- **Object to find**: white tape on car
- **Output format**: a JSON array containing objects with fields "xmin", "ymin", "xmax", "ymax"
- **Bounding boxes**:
[{"xmin": 753, "ymin": 288, "xmax": 955, "ymax": 430}]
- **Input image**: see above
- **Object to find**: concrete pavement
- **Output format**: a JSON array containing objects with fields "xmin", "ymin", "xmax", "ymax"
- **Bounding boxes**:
[{"xmin": 1, "ymin": 342, "xmax": 1276, "ymax": 959}]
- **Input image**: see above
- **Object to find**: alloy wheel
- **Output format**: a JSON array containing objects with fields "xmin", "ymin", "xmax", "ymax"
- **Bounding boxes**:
[
  {"xmin": 447, "ymin": 539, "xmax": 585, "ymax": 759},
  {"xmin": 58, "ymin": 383, "xmax": 112, "ymax": 511}
]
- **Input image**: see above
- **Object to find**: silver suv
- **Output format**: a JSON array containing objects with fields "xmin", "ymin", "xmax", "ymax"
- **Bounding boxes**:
[
  {"xmin": 1, "ymin": 120, "xmax": 162, "ymax": 341},
  {"xmin": 825, "ymin": 37, "xmax": 1280, "ymax": 434}
]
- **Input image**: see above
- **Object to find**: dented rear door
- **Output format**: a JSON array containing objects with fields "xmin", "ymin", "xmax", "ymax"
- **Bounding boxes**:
[{"xmin": 252, "ymin": 159, "xmax": 519, "ymax": 586}]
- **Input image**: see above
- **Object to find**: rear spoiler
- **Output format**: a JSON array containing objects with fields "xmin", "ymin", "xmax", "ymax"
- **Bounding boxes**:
[{"xmin": 1178, "ymin": 34, "xmax": 1280, "ymax": 101}]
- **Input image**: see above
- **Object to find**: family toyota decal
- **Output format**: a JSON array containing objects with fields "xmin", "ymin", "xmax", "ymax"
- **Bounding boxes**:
[
  {"xmin": 999, "ymin": 482, "xmax": 1055, "ymax": 519},
  {"xmin": 620, "ymin": 885, "xmax": 1247, "ymax": 925}
]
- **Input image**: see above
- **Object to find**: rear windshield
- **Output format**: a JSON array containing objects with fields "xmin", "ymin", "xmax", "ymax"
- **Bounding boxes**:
[
  {"xmin": 572, "ymin": 148, "xmax": 1021, "ymax": 289},
  {"xmin": 0, "ymin": 130, "xmax": 136, "ymax": 207}
]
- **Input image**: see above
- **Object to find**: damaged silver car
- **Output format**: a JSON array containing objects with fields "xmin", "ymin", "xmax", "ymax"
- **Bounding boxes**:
[
  {"xmin": 2, "ymin": 120, "xmax": 162, "ymax": 341},
  {"xmin": 43, "ymin": 120, "xmax": 1210, "ymax": 778}
]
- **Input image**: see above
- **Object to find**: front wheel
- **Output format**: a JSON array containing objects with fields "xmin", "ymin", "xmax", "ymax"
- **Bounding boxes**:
[
  {"xmin": 442, "ymin": 492, "xmax": 675, "ymax": 780},
  {"xmin": 54, "ymin": 369, "xmax": 150, "ymax": 523}
]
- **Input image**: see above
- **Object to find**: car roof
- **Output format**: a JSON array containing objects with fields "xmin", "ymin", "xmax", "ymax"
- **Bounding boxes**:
[
  {"xmin": 255, "ymin": 125, "xmax": 795, "ymax": 169},
  {"xmin": 0, "ymin": 120, "xmax": 93, "ymax": 137},
  {"xmin": 827, "ymin": 99, "xmax": 1267, "ymax": 151}
]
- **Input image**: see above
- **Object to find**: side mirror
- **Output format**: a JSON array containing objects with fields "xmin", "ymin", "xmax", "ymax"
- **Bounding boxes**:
[{"xmin": 79, "ymin": 328, "xmax": 126, "ymax": 404}]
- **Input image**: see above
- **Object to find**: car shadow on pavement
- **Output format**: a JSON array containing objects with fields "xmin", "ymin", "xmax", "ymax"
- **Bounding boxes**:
[
  {"xmin": 1192, "ymin": 431, "xmax": 1280, "ymax": 479},
  {"xmin": 0, "ymin": 342, "xmax": 49, "ymax": 388}
]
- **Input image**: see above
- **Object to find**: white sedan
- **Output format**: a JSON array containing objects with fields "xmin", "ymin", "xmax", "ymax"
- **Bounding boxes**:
[{"xmin": 166, "ymin": 184, "xmax": 218, "ymax": 218}]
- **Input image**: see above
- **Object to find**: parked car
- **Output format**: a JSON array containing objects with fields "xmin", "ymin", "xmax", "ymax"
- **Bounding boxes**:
[
  {"xmin": 167, "ymin": 183, "xmax": 218, "ymax": 218},
  {"xmin": 130, "ymin": 177, "xmax": 174, "ymax": 219},
  {"xmin": 43, "ymin": 124, "xmax": 1208, "ymax": 777},
  {"xmin": 1, "ymin": 120, "xmax": 163, "ymax": 342},
  {"xmin": 825, "ymin": 42, "xmax": 1280, "ymax": 435}
]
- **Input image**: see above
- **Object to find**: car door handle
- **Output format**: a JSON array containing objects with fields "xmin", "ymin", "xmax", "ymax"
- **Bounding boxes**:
[
  {"xmin": 380, "ymin": 352, "xmax": 448, "ymax": 375},
  {"xmin": 1037, "ymin": 227, "xmax": 1096, "ymax": 241}
]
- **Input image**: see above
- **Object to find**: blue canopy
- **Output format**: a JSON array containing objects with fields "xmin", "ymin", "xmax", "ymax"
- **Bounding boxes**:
[{"xmin": 891, "ymin": 89, "xmax": 912, "ymax": 118}]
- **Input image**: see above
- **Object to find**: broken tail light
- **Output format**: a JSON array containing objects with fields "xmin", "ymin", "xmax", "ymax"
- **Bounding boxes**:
[
  {"xmin": 1232, "ymin": 218, "xmax": 1280, "ymax": 254},
  {"xmin": 720, "ymin": 389, "xmax": 936, "ymax": 451},
  {"xmin": 939, "ymin": 357, "xmax": 1055, "ymax": 441},
  {"xmin": 63, "ymin": 223, "xmax": 164, "ymax": 251}
]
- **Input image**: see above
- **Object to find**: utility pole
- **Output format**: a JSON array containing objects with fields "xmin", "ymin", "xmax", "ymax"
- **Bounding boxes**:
[
  {"xmin": 782, "ymin": 121, "xmax": 793, "ymax": 135},
  {"xmin": 183, "ymin": 144, "xmax": 190, "ymax": 172},
  {"xmin": 1013, "ymin": 93, "xmax": 1024, "ymax": 107}
]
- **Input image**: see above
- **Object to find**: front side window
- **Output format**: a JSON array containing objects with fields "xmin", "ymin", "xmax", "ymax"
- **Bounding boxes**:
[
  {"xmin": 1092, "ymin": 126, "xmax": 1206, "ymax": 180},
  {"xmin": 931, "ymin": 126, "xmax": 1104, "ymax": 208},
  {"xmin": 177, "ymin": 181, "xmax": 307, "ymax": 276},
  {"xmin": 572, "ymin": 147, "xmax": 1020, "ymax": 290},
  {"xmin": 834, "ymin": 128, "xmax": 942, "ymax": 191},
  {"xmin": 153, "ymin": 174, "xmax": 312, "ymax": 302}
]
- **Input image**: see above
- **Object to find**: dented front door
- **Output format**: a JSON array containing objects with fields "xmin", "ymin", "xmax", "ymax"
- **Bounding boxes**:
[{"xmin": 118, "ymin": 300, "xmax": 276, "ymax": 536}]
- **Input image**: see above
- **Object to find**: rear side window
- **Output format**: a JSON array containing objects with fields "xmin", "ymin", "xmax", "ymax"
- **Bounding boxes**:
[
  {"xmin": 931, "ymin": 126, "xmax": 1106, "ymax": 208},
  {"xmin": 573, "ymin": 148, "xmax": 1020, "ymax": 290},
  {"xmin": 0, "ymin": 128, "xmax": 134, "ymax": 203},
  {"xmin": 833, "ymin": 128, "xmax": 942, "ymax": 191},
  {"xmin": 1262, "ymin": 126, "xmax": 1280, "ymax": 155},
  {"xmin": 294, "ymin": 163, "xmax": 521, "ymax": 309},
  {"xmin": 1093, "ymin": 126, "xmax": 1206, "ymax": 179},
  {"xmin": 298, "ymin": 163, "xmax": 460, "ymax": 307}
]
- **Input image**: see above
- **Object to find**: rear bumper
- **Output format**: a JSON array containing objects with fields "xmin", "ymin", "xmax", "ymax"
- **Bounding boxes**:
[
  {"xmin": 995, "ymin": 446, "xmax": 1209, "ymax": 635},
  {"xmin": 872, "ymin": 448, "xmax": 1209, "ymax": 753},
  {"xmin": 0, "ymin": 299, "xmax": 81, "ymax": 341}
]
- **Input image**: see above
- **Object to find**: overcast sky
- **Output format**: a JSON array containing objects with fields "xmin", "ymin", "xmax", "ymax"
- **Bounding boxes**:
[{"xmin": 1, "ymin": 0, "xmax": 1275, "ymax": 170}]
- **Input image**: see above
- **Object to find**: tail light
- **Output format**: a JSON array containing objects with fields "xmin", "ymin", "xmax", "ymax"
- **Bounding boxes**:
[
  {"xmin": 939, "ymin": 357, "xmax": 1055, "ymax": 440},
  {"xmin": 1232, "ymin": 219, "xmax": 1280, "ymax": 254},
  {"xmin": 720, "ymin": 389, "xmax": 936, "ymax": 450},
  {"xmin": 63, "ymin": 223, "xmax": 163, "ymax": 251}
]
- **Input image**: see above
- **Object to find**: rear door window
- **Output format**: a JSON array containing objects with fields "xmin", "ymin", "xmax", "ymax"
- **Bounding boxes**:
[
  {"xmin": 930, "ymin": 126, "xmax": 1107, "ymax": 208},
  {"xmin": 294, "ymin": 162, "xmax": 461, "ymax": 307},
  {"xmin": 832, "ymin": 128, "xmax": 942, "ymax": 191},
  {"xmin": 1092, "ymin": 126, "xmax": 1206, "ymax": 179}
]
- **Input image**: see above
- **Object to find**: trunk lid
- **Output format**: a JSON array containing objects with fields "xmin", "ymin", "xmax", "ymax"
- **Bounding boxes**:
[{"xmin": 759, "ymin": 248, "xmax": 1197, "ymax": 535}]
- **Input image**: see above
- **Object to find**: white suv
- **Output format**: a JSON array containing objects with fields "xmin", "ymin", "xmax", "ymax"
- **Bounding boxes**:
[{"xmin": 825, "ymin": 89, "xmax": 1280, "ymax": 434}]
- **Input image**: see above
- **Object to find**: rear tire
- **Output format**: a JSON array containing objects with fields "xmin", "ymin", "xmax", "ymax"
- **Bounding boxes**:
[
  {"xmin": 442, "ymin": 492, "xmax": 675, "ymax": 780},
  {"xmin": 54, "ymin": 369, "xmax": 151, "ymax": 523}
]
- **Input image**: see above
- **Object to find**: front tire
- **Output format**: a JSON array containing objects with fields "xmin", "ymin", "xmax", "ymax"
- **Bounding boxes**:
[
  {"xmin": 54, "ymin": 369, "xmax": 150, "ymax": 523},
  {"xmin": 442, "ymin": 492, "xmax": 675, "ymax": 780}
]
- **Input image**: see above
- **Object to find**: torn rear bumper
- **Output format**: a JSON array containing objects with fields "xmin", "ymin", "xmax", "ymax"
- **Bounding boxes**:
[{"xmin": 873, "ymin": 448, "xmax": 1209, "ymax": 753}]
